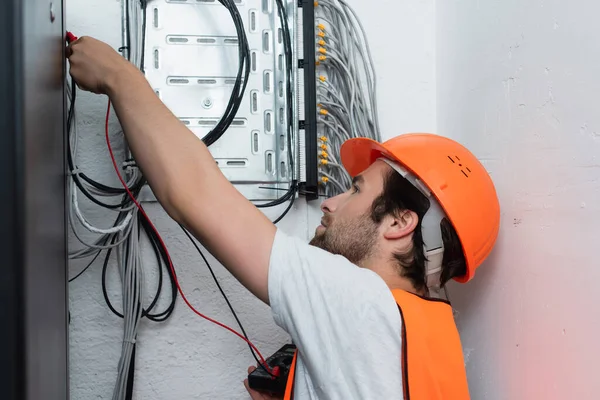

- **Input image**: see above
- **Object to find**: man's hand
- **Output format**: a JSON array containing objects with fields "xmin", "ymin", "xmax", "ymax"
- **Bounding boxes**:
[
  {"xmin": 67, "ymin": 36, "xmax": 137, "ymax": 95},
  {"xmin": 244, "ymin": 367, "xmax": 283, "ymax": 400}
]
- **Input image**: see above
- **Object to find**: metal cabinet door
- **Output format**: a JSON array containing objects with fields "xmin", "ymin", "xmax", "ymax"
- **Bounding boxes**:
[{"xmin": 0, "ymin": 0, "xmax": 68, "ymax": 398}]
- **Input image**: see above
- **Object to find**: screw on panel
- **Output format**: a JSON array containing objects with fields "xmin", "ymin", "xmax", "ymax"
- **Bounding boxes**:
[{"xmin": 202, "ymin": 98, "xmax": 213, "ymax": 109}]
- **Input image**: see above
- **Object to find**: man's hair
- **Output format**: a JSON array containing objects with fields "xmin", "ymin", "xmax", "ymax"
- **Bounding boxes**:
[{"xmin": 369, "ymin": 169, "xmax": 466, "ymax": 293}]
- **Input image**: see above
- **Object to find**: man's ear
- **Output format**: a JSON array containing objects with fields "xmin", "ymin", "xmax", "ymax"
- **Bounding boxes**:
[{"xmin": 382, "ymin": 210, "xmax": 418, "ymax": 240}]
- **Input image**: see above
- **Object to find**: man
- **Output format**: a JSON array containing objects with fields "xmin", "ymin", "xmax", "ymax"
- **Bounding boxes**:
[{"xmin": 67, "ymin": 36, "xmax": 500, "ymax": 399}]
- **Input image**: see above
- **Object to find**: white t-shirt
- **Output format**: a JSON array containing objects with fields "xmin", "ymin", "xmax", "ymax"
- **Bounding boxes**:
[{"xmin": 268, "ymin": 229, "xmax": 405, "ymax": 399}]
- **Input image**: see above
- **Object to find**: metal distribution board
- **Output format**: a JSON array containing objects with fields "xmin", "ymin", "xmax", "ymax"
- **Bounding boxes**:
[{"xmin": 141, "ymin": 0, "xmax": 298, "ymax": 201}]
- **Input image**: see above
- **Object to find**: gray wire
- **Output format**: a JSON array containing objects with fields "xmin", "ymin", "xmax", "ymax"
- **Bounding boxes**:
[
  {"xmin": 315, "ymin": 0, "xmax": 381, "ymax": 196},
  {"xmin": 112, "ymin": 212, "xmax": 144, "ymax": 400}
]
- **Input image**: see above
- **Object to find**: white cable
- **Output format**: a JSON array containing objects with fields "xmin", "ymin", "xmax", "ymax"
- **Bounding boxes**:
[{"xmin": 71, "ymin": 181, "xmax": 134, "ymax": 234}]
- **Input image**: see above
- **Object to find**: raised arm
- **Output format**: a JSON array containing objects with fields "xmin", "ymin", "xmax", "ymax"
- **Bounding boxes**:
[{"xmin": 68, "ymin": 36, "xmax": 276, "ymax": 303}]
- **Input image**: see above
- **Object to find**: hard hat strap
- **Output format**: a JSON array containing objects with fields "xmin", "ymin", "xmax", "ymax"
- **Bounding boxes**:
[{"xmin": 378, "ymin": 158, "xmax": 446, "ymax": 284}]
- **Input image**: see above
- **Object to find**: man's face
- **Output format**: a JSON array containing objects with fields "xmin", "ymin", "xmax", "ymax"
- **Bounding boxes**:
[{"xmin": 310, "ymin": 161, "xmax": 389, "ymax": 265}]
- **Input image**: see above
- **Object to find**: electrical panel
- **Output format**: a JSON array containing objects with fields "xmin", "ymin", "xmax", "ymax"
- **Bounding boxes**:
[{"xmin": 131, "ymin": 0, "xmax": 302, "ymax": 202}]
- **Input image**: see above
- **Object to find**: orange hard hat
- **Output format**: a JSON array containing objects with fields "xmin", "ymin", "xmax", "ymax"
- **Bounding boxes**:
[{"xmin": 340, "ymin": 133, "xmax": 500, "ymax": 282}]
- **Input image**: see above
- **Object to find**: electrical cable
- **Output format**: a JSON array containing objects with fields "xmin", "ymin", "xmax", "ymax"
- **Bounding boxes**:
[
  {"xmin": 103, "ymin": 99, "xmax": 271, "ymax": 369},
  {"xmin": 101, "ymin": 210, "xmax": 176, "ymax": 322},
  {"xmin": 134, "ymin": 0, "xmax": 251, "ymax": 148},
  {"xmin": 314, "ymin": 0, "xmax": 381, "ymax": 196},
  {"xmin": 254, "ymin": 0, "xmax": 298, "ymax": 220},
  {"xmin": 201, "ymin": 0, "xmax": 251, "ymax": 147},
  {"xmin": 179, "ymin": 224, "xmax": 276, "ymax": 377},
  {"xmin": 68, "ymin": 247, "xmax": 104, "ymax": 282}
]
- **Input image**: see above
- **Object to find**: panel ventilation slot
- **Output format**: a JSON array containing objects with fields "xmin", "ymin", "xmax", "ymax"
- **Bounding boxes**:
[
  {"xmin": 169, "ymin": 78, "xmax": 190, "ymax": 85},
  {"xmin": 154, "ymin": 49, "xmax": 160, "ymax": 69},
  {"xmin": 263, "ymin": 30, "xmax": 272, "ymax": 53},
  {"xmin": 251, "ymin": 90, "xmax": 259, "ymax": 113},
  {"xmin": 252, "ymin": 131, "xmax": 260, "ymax": 154},
  {"xmin": 183, "ymin": 118, "xmax": 248, "ymax": 127},
  {"xmin": 249, "ymin": 10, "xmax": 258, "ymax": 32},
  {"xmin": 153, "ymin": 8, "xmax": 159, "ymax": 28},
  {"xmin": 198, "ymin": 119, "xmax": 218, "ymax": 126},
  {"xmin": 168, "ymin": 37, "xmax": 189, "ymax": 44},
  {"xmin": 166, "ymin": 35, "xmax": 238, "ymax": 46},
  {"xmin": 226, "ymin": 160, "xmax": 247, "ymax": 167},
  {"xmin": 197, "ymin": 37, "xmax": 217, "ymax": 44},
  {"xmin": 264, "ymin": 111, "xmax": 273, "ymax": 133},
  {"xmin": 263, "ymin": 71, "xmax": 272, "ymax": 92},
  {"xmin": 215, "ymin": 159, "xmax": 248, "ymax": 167},
  {"xmin": 168, "ymin": 77, "xmax": 240, "ymax": 86},
  {"xmin": 230, "ymin": 119, "xmax": 247, "ymax": 127},
  {"xmin": 266, "ymin": 151, "xmax": 274, "ymax": 174},
  {"xmin": 251, "ymin": 51, "xmax": 258, "ymax": 72}
]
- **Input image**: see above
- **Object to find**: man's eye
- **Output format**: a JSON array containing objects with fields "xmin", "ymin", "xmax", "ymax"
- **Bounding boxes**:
[{"xmin": 351, "ymin": 184, "xmax": 360, "ymax": 193}]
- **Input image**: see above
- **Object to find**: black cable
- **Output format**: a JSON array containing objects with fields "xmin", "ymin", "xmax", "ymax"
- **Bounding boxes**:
[
  {"xmin": 139, "ymin": 209, "xmax": 178, "ymax": 321},
  {"xmin": 255, "ymin": 0, "xmax": 298, "ymax": 214},
  {"xmin": 272, "ymin": 191, "xmax": 296, "ymax": 224},
  {"xmin": 201, "ymin": 0, "xmax": 251, "ymax": 147},
  {"xmin": 139, "ymin": 0, "xmax": 250, "ymax": 147},
  {"xmin": 125, "ymin": 344, "xmax": 136, "ymax": 400},
  {"xmin": 68, "ymin": 78, "xmax": 144, "ymax": 209},
  {"xmin": 178, "ymin": 224, "xmax": 276, "ymax": 377},
  {"xmin": 68, "ymin": 248, "xmax": 104, "ymax": 282},
  {"xmin": 101, "ymin": 209, "xmax": 177, "ymax": 322}
]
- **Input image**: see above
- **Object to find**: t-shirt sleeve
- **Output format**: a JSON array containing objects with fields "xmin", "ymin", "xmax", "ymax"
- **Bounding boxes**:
[{"xmin": 268, "ymin": 229, "xmax": 403, "ymax": 396}]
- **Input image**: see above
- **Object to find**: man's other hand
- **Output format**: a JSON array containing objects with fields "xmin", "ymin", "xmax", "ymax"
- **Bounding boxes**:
[
  {"xmin": 244, "ymin": 366, "xmax": 283, "ymax": 400},
  {"xmin": 67, "ymin": 36, "xmax": 137, "ymax": 95}
]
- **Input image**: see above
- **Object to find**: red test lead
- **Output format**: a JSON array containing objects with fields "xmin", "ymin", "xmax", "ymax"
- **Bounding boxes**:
[{"xmin": 66, "ymin": 31, "xmax": 78, "ymax": 43}]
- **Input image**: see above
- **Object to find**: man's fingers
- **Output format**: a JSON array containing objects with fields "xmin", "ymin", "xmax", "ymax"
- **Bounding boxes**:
[{"xmin": 248, "ymin": 366, "xmax": 257, "ymax": 374}]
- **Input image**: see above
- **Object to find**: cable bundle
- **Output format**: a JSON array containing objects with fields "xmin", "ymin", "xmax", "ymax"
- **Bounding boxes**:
[
  {"xmin": 313, "ymin": 0, "xmax": 381, "ymax": 196},
  {"xmin": 67, "ymin": 78, "xmax": 178, "ymax": 400},
  {"xmin": 67, "ymin": 5, "xmax": 178, "ymax": 396}
]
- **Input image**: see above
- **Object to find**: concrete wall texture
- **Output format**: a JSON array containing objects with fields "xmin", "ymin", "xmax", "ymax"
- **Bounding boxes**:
[
  {"xmin": 66, "ymin": 0, "xmax": 436, "ymax": 399},
  {"xmin": 438, "ymin": 0, "xmax": 600, "ymax": 399}
]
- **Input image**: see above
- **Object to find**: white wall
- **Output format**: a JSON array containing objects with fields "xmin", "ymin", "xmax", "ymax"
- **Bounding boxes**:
[
  {"xmin": 437, "ymin": 0, "xmax": 600, "ymax": 399},
  {"xmin": 66, "ymin": 0, "xmax": 436, "ymax": 399}
]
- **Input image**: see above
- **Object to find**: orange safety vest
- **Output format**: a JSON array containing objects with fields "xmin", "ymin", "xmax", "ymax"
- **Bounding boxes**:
[{"xmin": 283, "ymin": 289, "xmax": 470, "ymax": 399}]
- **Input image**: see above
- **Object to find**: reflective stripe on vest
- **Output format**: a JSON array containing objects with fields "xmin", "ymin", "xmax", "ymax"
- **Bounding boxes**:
[{"xmin": 283, "ymin": 290, "xmax": 470, "ymax": 400}]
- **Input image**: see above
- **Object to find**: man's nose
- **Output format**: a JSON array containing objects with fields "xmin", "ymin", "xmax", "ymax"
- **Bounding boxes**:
[{"xmin": 321, "ymin": 193, "xmax": 343, "ymax": 214}]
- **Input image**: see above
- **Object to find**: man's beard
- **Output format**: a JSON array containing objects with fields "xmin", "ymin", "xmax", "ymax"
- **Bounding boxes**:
[{"xmin": 309, "ymin": 211, "xmax": 379, "ymax": 265}]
